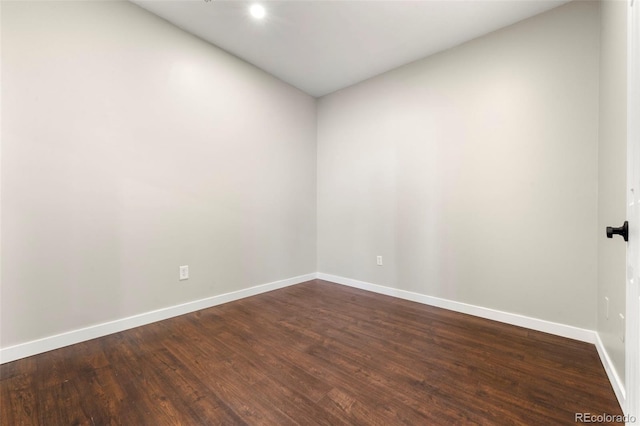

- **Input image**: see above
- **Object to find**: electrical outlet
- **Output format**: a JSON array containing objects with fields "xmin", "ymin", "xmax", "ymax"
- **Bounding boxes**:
[
  {"xmin": 179, "ymin": 265, "xmax": 189, "ymax": 281},
  {"xmin": 619, "ymin": 313, "xmax": 625, "ymax": 342},
  {"xmin": 605, "ymin": 297, "xmax": 609, "ymax": 319},
  {"xmin": 376, "ymin": 256, "xmax": 383, "ymax": 266}
]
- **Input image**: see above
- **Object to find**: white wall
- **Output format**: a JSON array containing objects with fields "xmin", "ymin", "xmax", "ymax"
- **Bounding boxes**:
[
  {"xmin": 317, "ymin": 1, "xmax": 600, "ymax": 329},
  {"xmin": 1, "ymin": 1, "xmax": 317, "ymax": 348},
  {"xmin": 0, "ymin": 0, "xmax": 616, "ymax": 362},
  {"xmin": 597, "ymin": 0, "xmax": 627, "ymax": 388}
]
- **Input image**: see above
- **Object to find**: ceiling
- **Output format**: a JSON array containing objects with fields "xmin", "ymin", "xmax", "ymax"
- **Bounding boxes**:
[{"xmin": 132, "ymin": 0, "xmax": 572, "ymax": 97}]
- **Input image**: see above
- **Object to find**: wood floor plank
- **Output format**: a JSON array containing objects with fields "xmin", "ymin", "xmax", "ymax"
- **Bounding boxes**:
[
  {"xmin": 0, "ymin": 280, "xmax": 623, "ymax": 425},
  {"xmin": 1, "ymin": 373, "xmax": 39, "ymax": 426}
]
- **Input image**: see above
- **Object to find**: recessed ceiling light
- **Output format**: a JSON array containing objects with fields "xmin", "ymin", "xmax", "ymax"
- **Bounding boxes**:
[{"xmin": 249, "ymin": 4, "xmax": 266, "ymax": 20}]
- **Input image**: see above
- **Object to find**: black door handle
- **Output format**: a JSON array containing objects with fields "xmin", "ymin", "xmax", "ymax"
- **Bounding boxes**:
[{"xmin": 606, "ymin": 221, "xmax": 628, "ymax": 242}]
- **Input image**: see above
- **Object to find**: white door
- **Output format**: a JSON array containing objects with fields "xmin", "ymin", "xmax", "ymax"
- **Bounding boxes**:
[{"xmin": 626, "ymin": 0, "xmax": 640, "ymax": 420}]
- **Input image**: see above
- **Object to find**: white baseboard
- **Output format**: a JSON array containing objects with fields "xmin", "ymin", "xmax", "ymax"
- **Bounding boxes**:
[
  {"xmin": 3, "ymin": 270, "xmax": 625, "ymax": 413},
  {"xmin": 0, "ymin": 273, "xmax": 316, "ymax": 364},
  {"xmin": 594, "ymin": 333, "xmax": 627, "ymax": 412},
  {"xmin": 316, "ymin": 273, "xmax": 597, "ymax": 344}
]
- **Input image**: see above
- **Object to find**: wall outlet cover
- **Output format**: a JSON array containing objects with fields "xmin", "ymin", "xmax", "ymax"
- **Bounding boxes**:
[{"xmin": 179, "ymin": 265, "xmax": 189, "ymax": 281}]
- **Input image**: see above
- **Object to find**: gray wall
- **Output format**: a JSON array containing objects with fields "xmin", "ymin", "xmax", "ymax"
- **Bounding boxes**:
[
  {"xmin": 317, "ymin": 1, "xmax": 600, "ymax": 329},
  {"xmin": 597, "ymin": 0, "xmax": 627, "ymax": 387},
  {"xmin": 1, "ymin": 0, "xmax": 618, "ymax": 355},
  {"xmin": 1, "ymin": 1, "xmax": 317, "ymax": 347}
]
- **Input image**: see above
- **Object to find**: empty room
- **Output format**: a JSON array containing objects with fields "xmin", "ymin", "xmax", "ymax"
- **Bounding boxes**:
[{"xmin": 2, "ymin": 0, "xmax": 639, "ymax": 424}]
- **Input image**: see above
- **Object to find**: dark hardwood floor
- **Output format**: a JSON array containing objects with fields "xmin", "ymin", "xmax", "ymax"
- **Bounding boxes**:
[{"xmin": 1, "ymin": 280, "xmax": 623, "ymax": 425}]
